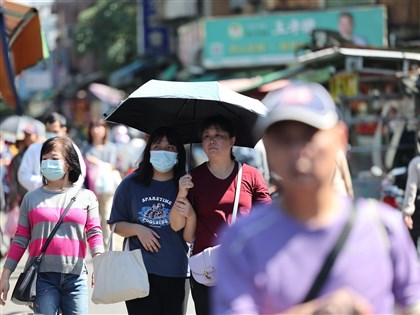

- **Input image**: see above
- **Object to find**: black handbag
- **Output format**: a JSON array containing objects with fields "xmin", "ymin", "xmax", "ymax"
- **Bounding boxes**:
[
  {"xmin": 11, "ymin": 191, "xmax": 80, "ymax": 305},
  {"xmin": 11, "ymin": 258, "xmax": 41, "ymax": 303}
]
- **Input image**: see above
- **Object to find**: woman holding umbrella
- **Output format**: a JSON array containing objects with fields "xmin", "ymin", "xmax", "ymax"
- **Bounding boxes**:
[
  {"xmin": 108, "ymin": 126, "xmax": 192, "ymax": 315},
  {"xmin": 170, "ymin": 115, "xmax": 271, "ymax": 315}
]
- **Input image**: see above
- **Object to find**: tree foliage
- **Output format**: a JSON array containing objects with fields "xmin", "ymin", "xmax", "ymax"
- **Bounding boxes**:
[{"xmin": 74, "ymin": 0, "xmax": 138, "ymax": 75}]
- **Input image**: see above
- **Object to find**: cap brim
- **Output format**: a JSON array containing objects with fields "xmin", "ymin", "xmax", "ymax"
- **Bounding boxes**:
[{"xmin": 253, "ymin": 107, "xmax": 338, "ymax": 140}]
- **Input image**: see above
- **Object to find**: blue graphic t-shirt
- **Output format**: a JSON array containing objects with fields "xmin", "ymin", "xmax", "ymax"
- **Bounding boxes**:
[{"xmin": 108, "ymin": 173, "xmax": 188, "ymax": 277}]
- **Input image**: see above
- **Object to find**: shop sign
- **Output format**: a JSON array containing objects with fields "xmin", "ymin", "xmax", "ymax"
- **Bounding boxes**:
[
  {"xmin": 329, "ymin": 72, "xmax": 359, "ymax": 102},
  {"xmin": 203, "ymin": 5, "xmax": 386, "ymax": 69}
]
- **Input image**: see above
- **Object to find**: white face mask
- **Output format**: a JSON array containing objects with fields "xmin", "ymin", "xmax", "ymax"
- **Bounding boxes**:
[
  {"xmin": 40, "ymin": 159, "xmax": 66, "ymax": 181},
  {"xmin": 45, "ymin": 132, "xmax": 59, "ymax": 140},
  {"xmin": 150, "ymin": 151, "xmax": 178, "ymax": 173}
]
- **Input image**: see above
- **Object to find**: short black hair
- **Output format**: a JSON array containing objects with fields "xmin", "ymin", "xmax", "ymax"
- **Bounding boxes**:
[
  {"xmin": 44, "ymin": 112, "xmax": 67, "ymax": 128},
  {"xmin": 200, "ymin": 115, "xmax": 235, "ymax": 138},
  {"xmin": 40, "ymin": 136, "xmax": 81, "ymax": 185}
]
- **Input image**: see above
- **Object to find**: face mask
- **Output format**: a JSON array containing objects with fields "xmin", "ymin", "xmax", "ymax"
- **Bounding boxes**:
[
  {"xmin": 41, "ymin": 160, "xmax": 66, "ymax": 181},
  {"xmin": 150, "ymin": 151, "xmax": 178, "ymax": 173},
  {"xmin": 45, "ymin": 132, "xmax": 59, "ymax": 140}
]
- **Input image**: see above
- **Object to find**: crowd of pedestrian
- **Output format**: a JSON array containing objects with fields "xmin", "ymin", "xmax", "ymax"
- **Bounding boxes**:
[{"xmin": 0, "ymin": 80, "xmax": 419, "ymax": 314}]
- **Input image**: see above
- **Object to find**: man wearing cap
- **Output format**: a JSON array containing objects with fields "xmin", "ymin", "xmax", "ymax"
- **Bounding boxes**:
[{"xmin": 213, "ymin": 81, "xmax": 420, "ymax": 314}]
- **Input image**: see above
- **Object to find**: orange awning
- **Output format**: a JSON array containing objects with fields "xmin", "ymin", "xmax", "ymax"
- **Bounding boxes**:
[
  {"xmin": 0, "ymin": 1, "xmax": 44, "ymax": 112},
  {"xmin": 2, "ymin": 0, "xmax": 43, "ymax": 74}
]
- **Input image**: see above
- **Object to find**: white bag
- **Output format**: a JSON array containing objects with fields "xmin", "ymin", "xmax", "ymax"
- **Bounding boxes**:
[
  {"xmin": 92, "ymin": 225, "xmax": 149, "ymax": 304},
  {"xmin": 93, "ymin": 163, "xmax": 122, "ymax": 194},
  {"xmin": 188, "ymin": 245, "xmax": 220, "ymax": 286}
]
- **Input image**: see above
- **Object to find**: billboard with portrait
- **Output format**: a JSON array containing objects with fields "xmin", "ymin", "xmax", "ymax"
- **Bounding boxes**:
[{"xmin": 203, "ymin": 5, "xmax": 387, "ymax": 69}]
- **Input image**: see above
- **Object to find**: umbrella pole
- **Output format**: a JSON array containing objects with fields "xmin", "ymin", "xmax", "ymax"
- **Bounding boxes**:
[
  {"xmin": 188, "ymin": 143, "xmax": 193, "ymax": 173},
  {"xmin": 188, "ymin": 100, "xmax": 197, "ymax": 173}
]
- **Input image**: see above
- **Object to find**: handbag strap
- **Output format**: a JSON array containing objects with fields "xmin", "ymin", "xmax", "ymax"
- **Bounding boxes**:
[
  {"xmin": 231, "ymin": 162, "xmax": 243, "ymax": 224},
  {"xmin": 108, "ymin": 224, "xmax": 130, "ymax": 252},
  {"xmin": 108, "ymin": 223, "xmax": 116, "ymax": 252},
  {"xmin": 302, "ymin": 202, "xmax": 356, "ymax": 303},
  {"xmin": 37, "ymin": 188, "xmax": 81, "ymax": 262}
]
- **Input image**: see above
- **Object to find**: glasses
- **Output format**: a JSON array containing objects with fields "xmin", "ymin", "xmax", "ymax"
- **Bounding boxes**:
[{"xmin": 202, "ymin": 133, "xmax": 230, "ymax": 142}]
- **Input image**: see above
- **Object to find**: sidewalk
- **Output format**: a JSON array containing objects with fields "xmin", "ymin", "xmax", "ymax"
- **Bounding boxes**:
[{"xmin": 0, "ymin": 225, "xmax": 196, "ymax": 315}]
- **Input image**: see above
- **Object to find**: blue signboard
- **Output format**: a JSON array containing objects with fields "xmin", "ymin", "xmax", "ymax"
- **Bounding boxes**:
[{"xmin": 143, "ymin": 0, "xmax": 169, "ymax": 56}]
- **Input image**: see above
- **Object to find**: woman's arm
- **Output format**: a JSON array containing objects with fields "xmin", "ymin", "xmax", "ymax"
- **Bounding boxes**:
[
  {"xmin": 252, "ymin": 167, "xmax": 272, "ymax": 205},
  {"xmin": 169, "ymin": 196, "xmax": 188, "ymax": 232},
  {"xmin": 170, "ymin": 196, "xmax": 197, "ymax": 243},
  {"xmin": 169, "ymin": 174, "xmax": 195, "ymax": 232},
  {"xmin": 86, "ymin": 192, "xmax": 105, "ymax": 255},
  {"xmin": 0, "ymin": 268, "xmax": 12, "ymax": 305},
  {"xmin": 181, "ymin": 198, "xmax": 197, "ymax": 243},
  {"xmin": 114, "ymin": 222, "xmax": 161, "ymax": 253}
]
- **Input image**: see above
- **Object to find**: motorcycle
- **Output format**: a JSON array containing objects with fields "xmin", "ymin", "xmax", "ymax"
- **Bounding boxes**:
[{"xmin": 371, "ymin": 166, "xmax": 407, "ymax": 210}]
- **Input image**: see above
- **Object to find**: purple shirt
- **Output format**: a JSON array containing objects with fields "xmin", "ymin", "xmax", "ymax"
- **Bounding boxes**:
[{"xmin": 213, "ymin": 197, "xmax": 420, "ymax": 314}]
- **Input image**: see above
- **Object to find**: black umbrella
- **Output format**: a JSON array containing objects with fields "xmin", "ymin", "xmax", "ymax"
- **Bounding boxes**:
[{"xmin": 103, "ymin": 80, "xmax": 267, "ymax": 148}]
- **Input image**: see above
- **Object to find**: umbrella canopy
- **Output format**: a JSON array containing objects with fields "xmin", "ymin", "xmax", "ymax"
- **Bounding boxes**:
[
  {"xmin": 0, "ymin": 115, "xmax": 45, "ymax": 142},
  {"xmin": 104, "ymin": 80, "xmax": 267, "ymax": 147}
]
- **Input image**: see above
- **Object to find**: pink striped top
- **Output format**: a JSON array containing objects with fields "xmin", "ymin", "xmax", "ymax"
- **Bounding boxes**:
[{"xmin": 4, "ymin": 186, "xmax": 104, "ymax": 275}]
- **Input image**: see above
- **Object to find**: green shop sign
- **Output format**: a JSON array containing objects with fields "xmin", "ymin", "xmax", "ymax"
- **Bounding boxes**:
[{"xmin": 203, "ymin": 5, "xmax": 386, "ymax": 69}]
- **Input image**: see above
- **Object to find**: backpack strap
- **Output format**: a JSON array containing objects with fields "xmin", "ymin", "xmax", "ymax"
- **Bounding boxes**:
[{"xmin": 302, "ymin": 202, "xmax": 356, "ymax": 303}]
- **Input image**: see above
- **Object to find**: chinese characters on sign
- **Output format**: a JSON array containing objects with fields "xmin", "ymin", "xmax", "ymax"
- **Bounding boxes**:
[{"xmin": 203, "ymin": 5, "xmax": 386, "ymax": 69}]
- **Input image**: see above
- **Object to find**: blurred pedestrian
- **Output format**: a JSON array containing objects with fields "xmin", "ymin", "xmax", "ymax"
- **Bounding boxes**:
[
  {"xmin": 108, "ymin": 126, "xmax": 190, "ymax": 315},
  {"xmin": 332, "ymin": 148, "xmax": 354, "ymax": 198},
  {"xmin": 18, "ymin": 112, "xmax": 86, "ymax": 191},
  {"xmin": 213, "ymin": 81, "xmax": 420, "ymax": 314},
  {"xmin": 170, "ymin": 115, "xmax": 271, "ymax": 315},
  {"xmin": 113, "ymin": 126, "xmax": 147, "ymax": 175},
  {"xmin": 329, "ymin": 107, "xmax": 354, "ymax": 199},
  {"xmin": 233, "ymin": 139, "xmax": 270, "ymax": 187},
  {"xmin": 82, "ymin": 118, "xmax": 119, "ymax": 245},
  {"xmin": 3, "ymin": 126, "xmax": 39, "ymax": 244},
  {"xmin": 6, "ymin": 125, "xmax": 39, "ymax": 210},
  {"xmin": 0, "ymin": 181, "xmax": 5, "ymax": 260},
  {"xmin": 0, "ymin": 180, "xmax": 4, "ymax": 213},
  {"xmin": 0, "ymin": 135, "xmax": 13, "ymax": 204},
  {"xmin": 402, "ymin": 147, "xmax": 420, "ymax": 254},
  {"xmin": 0, "ymin": 136, "xmax": 104, "ymax": 314}
]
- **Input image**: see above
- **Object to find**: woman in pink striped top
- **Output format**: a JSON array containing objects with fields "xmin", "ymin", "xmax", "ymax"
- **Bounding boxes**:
[{"xmin": 0, "ymin": 136, "xmax": 104, "ymax": 314}]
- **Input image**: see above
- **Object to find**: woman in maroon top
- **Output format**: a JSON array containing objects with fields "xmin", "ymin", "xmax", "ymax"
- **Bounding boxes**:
[{"xmin": 170, "ymin": 115, "xmax": 271, "ymax": 315}]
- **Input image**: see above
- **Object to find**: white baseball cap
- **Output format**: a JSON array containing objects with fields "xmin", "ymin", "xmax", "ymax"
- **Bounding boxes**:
[{"xmin": 253, "ymin": 81, "xmax": 339, "ymax": 139}]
